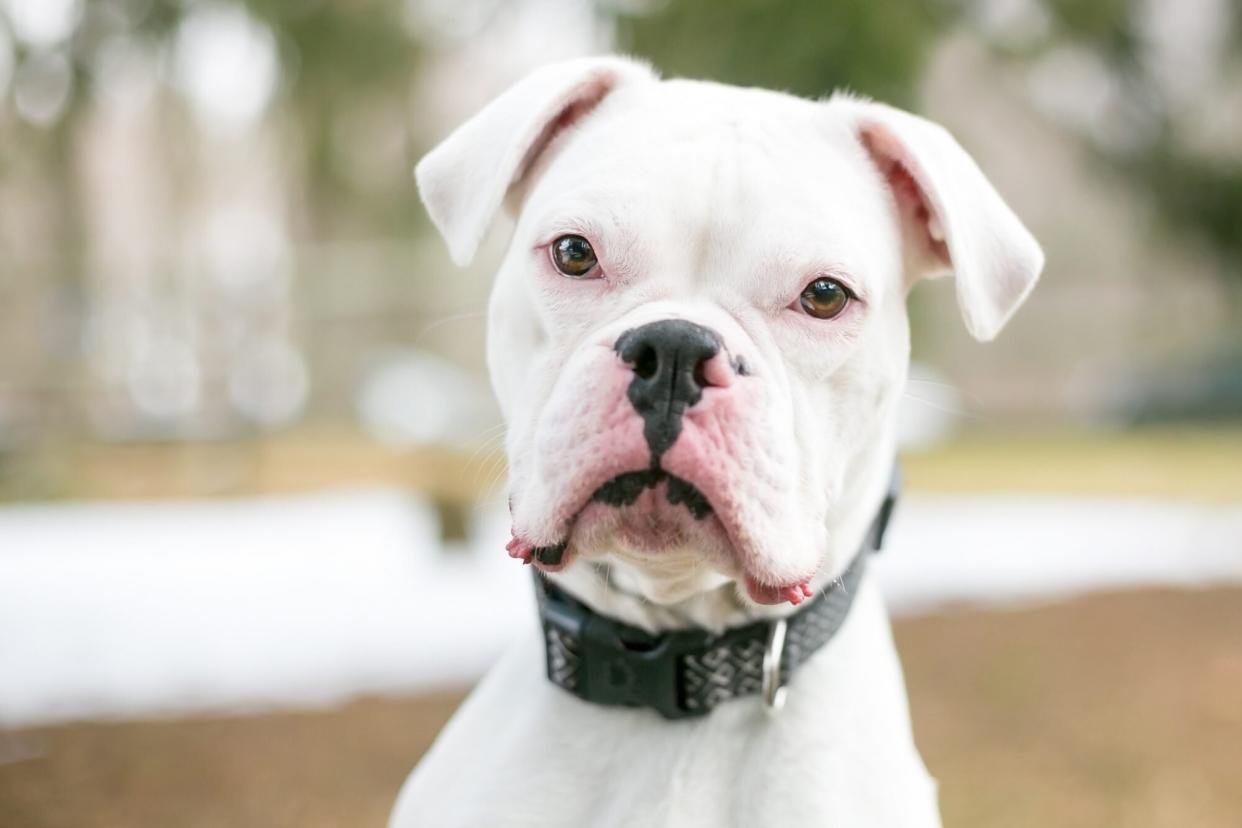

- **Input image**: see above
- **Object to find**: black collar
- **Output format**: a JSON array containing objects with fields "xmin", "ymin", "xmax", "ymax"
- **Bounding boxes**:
[{"xmin": 533, "ymin": 466, "xmax": 900, "ymax": 719}]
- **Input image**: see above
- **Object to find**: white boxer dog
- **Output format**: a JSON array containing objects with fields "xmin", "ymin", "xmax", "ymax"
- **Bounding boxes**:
[{"xmin": 392, "ymin": 56, "xmax": 1042, "ymax": 827}]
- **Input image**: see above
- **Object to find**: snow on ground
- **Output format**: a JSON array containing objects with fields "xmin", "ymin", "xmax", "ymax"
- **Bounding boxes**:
[
  {"xmin": 874, "ymin": 495, "xmax": 1242, "ymax": 613},
  {"xmin": 1, "ymin": 489, "xmax": 1239, "ymax": 726}
]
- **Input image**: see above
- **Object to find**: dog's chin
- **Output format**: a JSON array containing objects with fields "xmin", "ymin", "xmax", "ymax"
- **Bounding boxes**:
[
  {"xmin": 561, "ymin": 473, "xmax": 739, "ymax": 590},
  {"xmin": 574, "ymin": 478, "xmax": 727, "ymax": 553}
]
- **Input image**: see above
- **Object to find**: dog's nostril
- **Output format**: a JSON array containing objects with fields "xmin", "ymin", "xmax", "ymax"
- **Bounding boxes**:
[
  {"xmin": 633, "ymin": 345, "xmax": 659, "ymax": 380},
  {"xmin": 692, "ymin": 360, "xmax": 709, "ymax": 389}
]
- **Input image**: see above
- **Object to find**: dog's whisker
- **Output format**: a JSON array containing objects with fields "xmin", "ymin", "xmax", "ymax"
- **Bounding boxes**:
[
  {"xmin": 462, "ymin": 430, "xmax": 507, "ymax": 479},
  {"xmin": 899, "ymin": 390, "xmax": 967, "ymax": 414},
  {"xmin": 462, "ymin": 431, "xmax": 509, "ymax": 486},
  {"xmin": 899, "ymin": 390, "xmax": 998, "ymax": 423},
  {"xmin": 478, "ymin": 457, "xmax": 510, "ymax": 495},
  {"xmin": 413, "ymin": 309, "xmax": 488, "ymax": 344},
  {"xmin": 904, "ymin": 378, "xmax": 958, "ymax": 390}
]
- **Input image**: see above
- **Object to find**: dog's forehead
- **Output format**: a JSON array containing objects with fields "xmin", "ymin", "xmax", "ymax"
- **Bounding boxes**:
[
  {"xmin": 526, "ymin": 79, "xmax": 889, "ymax": 272},
  {"xmin": 558, "ymin": 81, "xmax": 870, "ymax": 195}
]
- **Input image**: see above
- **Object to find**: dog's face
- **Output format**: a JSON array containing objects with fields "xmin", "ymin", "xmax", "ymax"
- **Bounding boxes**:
[{"xmin": 418, "ymin": 58, "xmax": 1042, "ymax": 606}]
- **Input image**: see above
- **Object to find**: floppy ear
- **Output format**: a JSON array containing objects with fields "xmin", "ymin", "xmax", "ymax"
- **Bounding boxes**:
[
  {"xmin": 838, "ymin": 98, "xmax": 1044, "ymax": 341},
  {"xmin": 415, "ymin": 56, "xmax": 656, "ymax": 267}
]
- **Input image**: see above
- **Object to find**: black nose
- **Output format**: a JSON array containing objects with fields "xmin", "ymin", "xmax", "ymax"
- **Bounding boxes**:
[{"xmin": 615, "ymin": 319, "xmax": 722, "ymax": 459}]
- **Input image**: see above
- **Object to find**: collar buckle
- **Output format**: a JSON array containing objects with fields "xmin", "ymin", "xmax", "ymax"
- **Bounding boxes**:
[{"xmin": 537, "ymin": 577, "xmax": 712, "ymax": 720}]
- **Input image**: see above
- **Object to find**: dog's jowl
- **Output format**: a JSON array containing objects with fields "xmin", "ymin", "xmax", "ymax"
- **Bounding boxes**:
[{"xmin": 392, "ymin": 56, "xmax": 1042, "ymax": 828}]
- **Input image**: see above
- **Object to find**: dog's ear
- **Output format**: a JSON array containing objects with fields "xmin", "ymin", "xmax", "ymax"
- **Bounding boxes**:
[
  {"xmin": 416, "ymin": 56, "xmax": 656, "ymax": 267},
  {"xmin": 840, "ymin": 98, "xmax": 1044, "ymax": 341}
]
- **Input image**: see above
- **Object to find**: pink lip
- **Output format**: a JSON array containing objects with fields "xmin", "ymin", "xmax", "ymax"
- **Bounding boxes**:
[
  {"xmin": 744, "ymin": 576, "xmax": 814, "ymax": 606},
  {"xmin": 516, "ymin": 464, "xmax": 816, "ymax": 605}
]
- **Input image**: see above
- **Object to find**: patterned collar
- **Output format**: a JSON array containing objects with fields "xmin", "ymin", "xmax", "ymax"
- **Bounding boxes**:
[{"xmin": 532, "ymin": 466, "xmax": 899, "ymax": 719}]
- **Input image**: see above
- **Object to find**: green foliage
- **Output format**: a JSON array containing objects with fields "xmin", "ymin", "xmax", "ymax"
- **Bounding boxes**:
[
  {"xmin": 1035, "ymin": 1, "xmax": 1242, "ymax": 282},
  {"xmin": 246, "ymin": 2, "xmax": 426, "ymax": 237},
  {"xmin": 1140, "ymin": 147, "xmax": 1242, "ymax": 269},
  {"xmin": 1042, "ymin": 0, "xmax": 1137, "ymax": 59},
  {"xmin": 610, "ymin": 0, "xmax": 949, "ymax": 107},
  {"xmin": 126, "ymin": 0, "xmax": 425, "ymax": 237}
]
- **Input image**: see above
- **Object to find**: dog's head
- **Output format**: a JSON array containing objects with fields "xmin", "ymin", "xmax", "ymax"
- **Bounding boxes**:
[{"xmin": 417, "ymin": 57, "xmax": 1042, "ymax": 607}]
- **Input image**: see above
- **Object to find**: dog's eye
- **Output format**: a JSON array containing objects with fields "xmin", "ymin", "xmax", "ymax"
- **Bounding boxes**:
[
  {"xmin": 799, "ymin": 277, "xmax": 851, "ymax": 319},
  {"xmin": 551, "ymin": 235, "xmax": 599, "ymax": 278}
]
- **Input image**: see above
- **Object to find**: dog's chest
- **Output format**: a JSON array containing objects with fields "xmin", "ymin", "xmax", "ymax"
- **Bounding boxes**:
[{"xmin": 390, "ymin": 583, "xmax": 941, "ymax": 828}]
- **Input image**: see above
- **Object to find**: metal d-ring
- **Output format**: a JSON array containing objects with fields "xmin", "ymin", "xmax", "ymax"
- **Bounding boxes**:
[{"xmin": 762, "ymin": 617, "xmax": 788, "ymax": 713}]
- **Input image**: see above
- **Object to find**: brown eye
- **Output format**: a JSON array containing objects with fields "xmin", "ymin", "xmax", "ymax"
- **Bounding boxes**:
[
  {"xmin": 551, "ymin": 234, "xmax": 598, "ymax": 277},
  {"xmin": 799, "ymin": 277, "xmax": 851, "ymax": 319}
]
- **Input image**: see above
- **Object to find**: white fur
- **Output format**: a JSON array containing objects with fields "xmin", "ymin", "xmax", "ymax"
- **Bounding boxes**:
[
  {"xmin": 416, "ymin": 56, "xmax": 657, "ymax": 267},
  {"xmin": 396, "ymin": 56, "xmax": 1042, "ymax": 827}
]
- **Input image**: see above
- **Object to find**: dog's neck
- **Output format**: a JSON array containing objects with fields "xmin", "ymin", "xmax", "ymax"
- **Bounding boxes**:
[{"xmin": 544, "ymin": 438, "xmax": 897, "ymax": 635}]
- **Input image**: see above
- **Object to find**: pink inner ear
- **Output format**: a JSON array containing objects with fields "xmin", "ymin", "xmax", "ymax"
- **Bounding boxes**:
[
  {"xmin": 862, "ymin": 128, "xmax": 950, "ymax": 268},
  {"xmin": 514, "ymin": 74, "xmax": 618, "ymax": 189}
]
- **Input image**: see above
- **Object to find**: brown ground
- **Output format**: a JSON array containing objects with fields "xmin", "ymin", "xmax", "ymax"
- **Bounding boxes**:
[{"xmin": 3, "ymin": 587, "xmax": 1240, "ymax": 827}]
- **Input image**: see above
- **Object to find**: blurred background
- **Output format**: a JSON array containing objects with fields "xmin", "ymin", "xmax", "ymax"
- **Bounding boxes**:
[{"xmin": 0, "ymin": 0, "xmax": 1239, "ymax": 826}]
